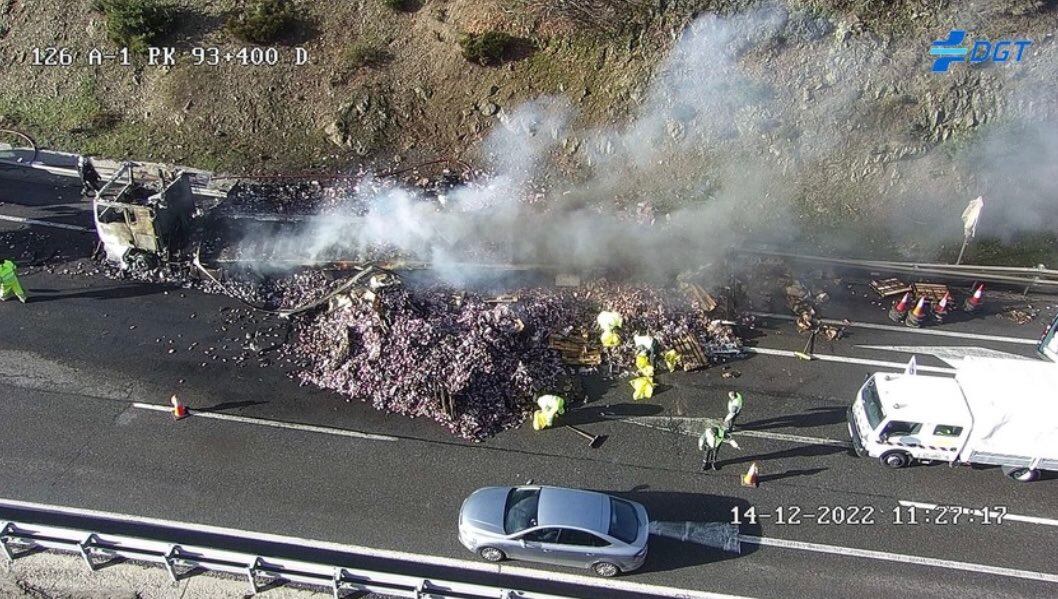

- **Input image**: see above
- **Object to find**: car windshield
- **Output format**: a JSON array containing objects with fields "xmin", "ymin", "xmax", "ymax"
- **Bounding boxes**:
[
  {"xmin": 503, "ymin": 488, "xmax": 540, "ymax": 534},
  {"xmin": 862, "ymin": 379, "xmax": 885, "ymax": 430},
  {"xmin": 608, "ymin": 498, "xmax": 639, "ymax": 544}
]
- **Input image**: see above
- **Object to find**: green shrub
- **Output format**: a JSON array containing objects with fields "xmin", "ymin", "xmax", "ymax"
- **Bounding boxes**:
[
  {"xmin": 381, "ymin": 0, "xmax": 413, "ymax": 10},
  {"xmin": 92, "ymin": 0, "xmax": 173, "ymax": 54},
  {"xmin": 226, "ymin": 0, "xmax": 295, "ymax": 44},
  {"xmin": 343, "ymin": 42, "xmax": 391, "ymax": 70},
  {"xmin": 459, "ymin": 31, "xmax": 517, "ymax": 66}
]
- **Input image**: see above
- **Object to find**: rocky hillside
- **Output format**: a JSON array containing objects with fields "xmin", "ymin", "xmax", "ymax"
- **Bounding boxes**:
[{"xmin": 1, "ymin": 0, "xmax": 1056, "ymax": 262}]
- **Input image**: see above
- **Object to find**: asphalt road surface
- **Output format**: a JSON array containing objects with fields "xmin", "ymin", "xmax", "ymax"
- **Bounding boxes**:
[{"xmin": 2, "ymin": 163, "xmax": 1057, "ymax": 599}]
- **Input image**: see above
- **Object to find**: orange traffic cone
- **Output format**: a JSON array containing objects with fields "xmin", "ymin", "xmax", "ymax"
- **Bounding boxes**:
[
  {"xmin": 963, "ymin": 284, "xmax": 984, "ymax": 313},
  {"xmin": 933, "ymin": 292, "xmax": 951, "ymax": 323},
  {"xmin": 741, "ymin": 462, "xmax": 760, "ymax": 488},
  {"xmin": 170, "ymin": 395, "xmax": 188, "ymax": 420},
  {"xmin": 888, "ymin": 292, "xmax": 911, "ymax": 322},
  {"xmin": 905, "ymin": 297, "xmax": 929, "ymax": 328}
]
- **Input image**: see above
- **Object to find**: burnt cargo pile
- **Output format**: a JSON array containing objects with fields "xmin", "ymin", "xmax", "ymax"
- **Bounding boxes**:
[{"xmin": 287, "ymin": 280, "xmax": 740, "ymax": 440}]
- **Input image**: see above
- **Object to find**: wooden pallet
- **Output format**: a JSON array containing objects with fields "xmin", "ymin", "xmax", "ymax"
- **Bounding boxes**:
[
  {"xmin": 680, "ymin": 282, "xmax": 718, "ymax": 313},
  {"xmin": 672, "ymin": 334, "xmax": 709, "ymax": 371},
  {"xmin": 871, "ymin": 278, "xmax": 911, "ymax": 297},
  {"xmin": 548, "ymin": 334, "xmax": 602, "ymax": 366},
  {"xmin": 912, "ymin": 283, "xmax": 950, "ymax": 302}
]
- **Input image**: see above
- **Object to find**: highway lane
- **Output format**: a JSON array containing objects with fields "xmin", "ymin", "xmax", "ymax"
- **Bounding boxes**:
[
  {"xmin": 2, "ymin": 166, "xmax": 1058, "ymax": 597},
  {"xmin": 2, "ymin": 386, "xmax": 1057, "ymax": 599}
]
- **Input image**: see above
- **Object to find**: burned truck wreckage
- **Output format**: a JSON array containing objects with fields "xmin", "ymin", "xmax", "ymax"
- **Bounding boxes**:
[{"xmin": 90, "ymin": 162, "xmax": 748, "ymax": 440}]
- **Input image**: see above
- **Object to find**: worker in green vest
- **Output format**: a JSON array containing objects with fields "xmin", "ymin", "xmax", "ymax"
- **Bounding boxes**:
[
  {"xmin": 723, "ymin": 391, "xmax": 744, "ymax": 432},
  {"xmin": 532, "ymin": 394, "xmax": 566, "ymax": 431},
  {"xmin": 0, "ymin": 259, "xmax": 27, "ymax": 303},
  {"xmin": 699, "ymin": 425, "xmax": 739, "ymax": 471}
]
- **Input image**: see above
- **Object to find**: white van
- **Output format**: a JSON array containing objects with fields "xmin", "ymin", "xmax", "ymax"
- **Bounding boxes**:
[{"xmin": 848, "ymin": 357, "xmax": 1058, "ymax": 482}]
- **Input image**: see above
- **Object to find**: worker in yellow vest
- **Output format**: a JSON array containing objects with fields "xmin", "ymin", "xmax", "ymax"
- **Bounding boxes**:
[
  {"xmin": 597, "ymin": 311, "xmax": 623, "ymax": 348},
  {"xmin": 0, "ymin": 259, "xmax": 27, "ymax": 303},
  {"xmin": 532, "ymin": 394, "xmax": 566, "ymax": 430}
]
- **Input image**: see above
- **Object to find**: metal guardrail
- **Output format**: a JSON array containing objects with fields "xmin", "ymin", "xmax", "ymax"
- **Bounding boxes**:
[
  {"xmin": 744, "ymin": 249, "xmax": 1058, "ymax": 291},
  {"xmin": 0, "ymin": 520, "xmax": 570, "ymax": 599}
]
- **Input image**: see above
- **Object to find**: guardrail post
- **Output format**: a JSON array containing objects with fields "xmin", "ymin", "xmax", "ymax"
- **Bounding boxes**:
[
  {"xmin": 0, "ymin": 523, "xmax": 14, "ymax": 561},
  {"xmin": 245, "ymin": 556, "xmax": 261, "ymax": 595},
  {"xmin": 332, "ymin": 567, "xmax": 344, "ymax": 599},
  {"xmin": 163, "ymin": 545, "xmax": 182, "ymax": 582},
  {"xmin": 78, "ymin": 534, "xmax": 98, "ymax": 571}
]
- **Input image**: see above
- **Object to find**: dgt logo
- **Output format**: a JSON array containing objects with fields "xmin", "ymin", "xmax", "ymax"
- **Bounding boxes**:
[{"xmin": 930, "ymin": 30, "xmax": 1032, "ymax": 72}]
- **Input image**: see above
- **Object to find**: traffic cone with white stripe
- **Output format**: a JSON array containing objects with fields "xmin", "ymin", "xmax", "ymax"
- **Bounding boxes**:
[
  {"xmin": 963, "ymin": 284, "xmax": 984, "ymax": 313},
  {"xmin": 888, "ymin": 292, "xmax": 911, "ymax": 323},
  {"xmin": 905, "ymin": 297, "xmax": 929, "ymax": 328},
  {"xmin": 933, "ymin": 292, "xmax": 951, "ymax": 323},
  {"xmin": 170, "ymin": 395, "xmax": 188, "ymax": 420},
  {"xmin": 741, "ymin": 462, "xmax": 760, "ymax": 487}
]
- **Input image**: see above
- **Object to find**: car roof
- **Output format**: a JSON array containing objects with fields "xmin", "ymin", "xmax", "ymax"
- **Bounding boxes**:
[{"xmin": 535, "ymin": 487, "xmax": 609, "ymax": 533}]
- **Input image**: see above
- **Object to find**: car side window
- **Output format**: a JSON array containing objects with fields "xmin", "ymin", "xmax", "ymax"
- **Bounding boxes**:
[
  {"xmin": 520, "ymin": 528, "xmax": 561, "ymax": 543},
  {"xmin": 933, "ymin": 424, "xmax": 964, "ymax": 437},
  {"xmin": 882, "ymin": 421, "xmax": 921, "ymax": 436},
  {"xmin": 559, "ymin": 529, "xmax": 611, "ymax": 547}
]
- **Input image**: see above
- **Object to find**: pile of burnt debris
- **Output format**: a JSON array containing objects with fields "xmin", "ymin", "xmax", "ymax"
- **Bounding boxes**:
[{"xmin": 286, "ymin": 276, "xmax": 744, "ymax": 440}]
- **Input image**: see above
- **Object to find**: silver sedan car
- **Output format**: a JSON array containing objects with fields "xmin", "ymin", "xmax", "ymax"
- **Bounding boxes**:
[{"xmin": 458, "ymin": 485, "xmax": 649, "ymax": 577}]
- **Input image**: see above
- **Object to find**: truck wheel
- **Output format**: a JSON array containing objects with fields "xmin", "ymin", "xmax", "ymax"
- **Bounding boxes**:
[
  {"xmin": 880, "ymin": 451, "xmax": 910, "ymax": 469},
  {"xmin": 1001, "ymin": 466, "xmax": 1040, "ymax": 482}
]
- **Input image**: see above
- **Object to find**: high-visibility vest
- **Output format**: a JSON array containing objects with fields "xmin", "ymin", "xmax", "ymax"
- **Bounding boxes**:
[
  {"xmin": 0, "ymin": 260, "xmax": 16, "ymax": 284},
  {"xmin": 727, "ymin": 392, "xmax": 743, "ymax": 414},
  {"xmin": 699, "ymin": 427, "xmax": 723, "ymax": 450},
  {"xmin": 597, "ymin": 311, "xmax": 623, "ymax": 332},
  {"xmin": 600, "ymin": 330, "xmax": 621, "ymax": 347},
  {"xmin": 537, "ymin": 395, "xmax": 565, "ymax": 417}
]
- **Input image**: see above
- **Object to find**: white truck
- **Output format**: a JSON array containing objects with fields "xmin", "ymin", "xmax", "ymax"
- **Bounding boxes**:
[{"xmin": 848, "ymin": 357, "xmax": 1058, "ymax": 482}]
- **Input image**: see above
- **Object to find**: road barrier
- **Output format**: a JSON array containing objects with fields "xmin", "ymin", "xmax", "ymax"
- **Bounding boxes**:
[
  {"xmin": 0, "ymin": 518, "xmax": 571, "ymax": 598},
  {"xmin": 744, "ymin": 249, "xmax": 1058, "ymax": 291}
]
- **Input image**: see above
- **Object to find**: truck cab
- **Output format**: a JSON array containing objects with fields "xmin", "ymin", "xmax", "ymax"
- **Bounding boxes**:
[{"xmin": 849, "ymin": 373, "xmax": 971, "ymax": 469}]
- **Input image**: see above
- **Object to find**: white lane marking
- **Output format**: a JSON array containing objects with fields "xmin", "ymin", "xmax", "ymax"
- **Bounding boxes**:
[
  {"xmin": 740, "ymin": 534, "xmax": 1058, "ymax": 584},
  {"xmin": 613, "ymin": 416, "xmax": 851, "ymax": 448},
  {"xmin": 0, "ymin": 213, "xmax": 92, "ymax": 232},
  {"xmin": 131, "ymin": 402, "xmax": 398, "ymax": 442},
  {"xmin": 739, "ymin": 429, "xmax": 851, "ymax": 448},
  {"xmin": 0, "ymin": 498, "xmax": 752, "ymax": 599},
  {"xmin": 899, "ymin": 501, "xmax": 1058, "ymax": 528},
  {"xmin": 750, "ymin": 312, "xmax": 1040, "ymax": 346},
  {"xmin": 856, "ymin": 345, "xmax": 1028, "ymax": 366},
  {"xmin": 744, "ymin": 346, "xmax": 956, "ymax": 374}
]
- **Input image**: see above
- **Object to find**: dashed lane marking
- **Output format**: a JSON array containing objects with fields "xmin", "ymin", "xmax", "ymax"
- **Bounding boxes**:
[
  {"xmin": 131, "ymin": 402, "xmax": 398, "ymax": 442},
  {"xmin": 750, "ymin": 312, "xmax": 1040, "ymax": 346},
  {"xmin": 740, "ymin": 534, "xmax": 1058, "ymax": 584},
  {"xmin": 899, "ymin": 501, "xmax": 1058, "ymax": 528},
  {"xmin": 0, "ymin": 498, "xmax": 755, "ymax": 599},
  {"xmin": 744, "ymin": 346, "xmax": 956, "ymax": 374},
  {"xmin": 0, "ymin": 213, "xmax": 92, "ymax": 232}
]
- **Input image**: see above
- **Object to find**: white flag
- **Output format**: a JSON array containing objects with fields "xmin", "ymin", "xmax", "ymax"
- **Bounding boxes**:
[
  {"xmin": 904, "ymin": 356, "xmax": 918, "ymax": 376},
  {"xmin": 961, "ymin": 197, "xmax": 984, "ymax": 239}
]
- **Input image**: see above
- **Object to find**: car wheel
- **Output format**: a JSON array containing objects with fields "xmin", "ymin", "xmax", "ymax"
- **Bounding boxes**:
[
  {"xmin": 592, "ymin": 562, "xmax": 620, "ymax": 577},
  {"xmin": 478, "ymin": 546, "xmax": 505, "ymax": 562},
  {"xmin": 1001, "ymin": 466, "xmax": 1040, "ymax": 482},
  {"xmin": 880, "ymin": 451, "xmax": 909, "ymax": 469}
]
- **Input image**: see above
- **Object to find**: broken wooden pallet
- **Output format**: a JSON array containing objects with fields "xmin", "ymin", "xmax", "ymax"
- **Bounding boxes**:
[
  {"xmin": 912, "ymin": 283, "xmax": 950, "ymax": 302},
  {"xmin": 680, "ymin": 282, "xmax": 718, "ymax": 313},
  {"xmin": 672, "ymin": 334, "xmax": 709, "ymax": 371},
  {"xmin": 548, "ymin": 334, "xmax": 602, "ymax": 366},
  {"xmin": 871, "ymin": 278, "xmax": 911, "ymax": 297}
]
